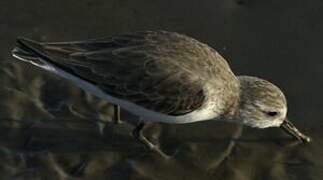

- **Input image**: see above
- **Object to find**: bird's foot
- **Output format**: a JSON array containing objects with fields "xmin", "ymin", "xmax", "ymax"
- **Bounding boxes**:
[{"xmin": 132, "ymin": 122, "xmax": 170, "ymax": 159}]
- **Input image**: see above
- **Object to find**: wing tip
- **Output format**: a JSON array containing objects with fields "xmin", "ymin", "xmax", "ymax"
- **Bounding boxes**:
[
  {"xmin": 12, "ymin": 37, "xmax": 48, "ymax": 66},
  {"xmin": 16, "ymin": 37, "xmax": 42, "ymax": 50},
  {"xmin": 13, "ymin": 36, "xmax": 47, "ymax": 58}
]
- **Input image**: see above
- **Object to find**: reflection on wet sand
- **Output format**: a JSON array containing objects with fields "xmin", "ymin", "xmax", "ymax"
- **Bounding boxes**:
[{"xmin": 0, "ymin": 63, "xmax": 315, "ymax": 179}]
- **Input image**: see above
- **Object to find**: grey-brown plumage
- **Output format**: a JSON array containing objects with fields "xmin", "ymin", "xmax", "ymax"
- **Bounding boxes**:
[
  {"xmin": 12, "ymin": 30, "xmax": 311, "ymax": 149},
  {"xmin": 13, "ymin": 31, "xmax": 239, "ymax": 117}
]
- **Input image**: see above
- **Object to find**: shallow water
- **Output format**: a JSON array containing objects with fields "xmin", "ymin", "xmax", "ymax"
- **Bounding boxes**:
[{"xmin": 1, "ymin": 0, "xmax": 322, "ymax": 179}]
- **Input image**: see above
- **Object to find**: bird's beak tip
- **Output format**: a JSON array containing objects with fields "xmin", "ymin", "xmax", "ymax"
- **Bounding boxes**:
[{"xmin": 280, "ymin": 119, "xmax": 311, "ymax": 143}]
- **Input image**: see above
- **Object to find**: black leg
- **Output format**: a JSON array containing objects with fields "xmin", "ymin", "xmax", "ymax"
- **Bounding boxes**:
[
  {"xmin": 70, "ymin": 158, "xmax": 90, "ymax": 177},
  {"xmin": 113, "ymin": 105, "xmax": 121, "ymax": 124},
  {"xmin": 132, "ymin": 122, "xmax": 170, "ymax": 159},
  {"xmin": 23, "ymin": 122, "xmax": 36, "ymax": 148}
]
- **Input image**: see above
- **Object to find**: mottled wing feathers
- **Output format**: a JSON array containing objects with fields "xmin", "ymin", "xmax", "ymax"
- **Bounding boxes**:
[{"xmin": 16, "ymin": 31, "xmax": 207, "ymax": 115}]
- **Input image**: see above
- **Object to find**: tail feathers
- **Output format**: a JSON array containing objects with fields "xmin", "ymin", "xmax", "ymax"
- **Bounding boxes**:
[
  {"xmin": 11, "ymin": 37, "xmax": 85, "ymax": 78},
  {"xmin": 12, "ymin": 38, "xmax": 54, "ymax": 70},
  {"xmin": 13, "ymin": 40, "xmax": 35, "ymax": 59}
]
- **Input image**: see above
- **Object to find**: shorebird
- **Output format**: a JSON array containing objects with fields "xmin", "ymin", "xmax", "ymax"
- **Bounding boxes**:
[{"xmin": 12, "ymin": 30, "xmax": 310, "ymax": 158}]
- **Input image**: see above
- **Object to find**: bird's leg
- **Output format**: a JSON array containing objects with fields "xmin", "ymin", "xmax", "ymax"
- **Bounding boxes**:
[
  {"xmin": 70, "ymin": 157, "xmax": 90, "ymax": 177},
  {"xmin": 132, "ymin": 122, "xmax": 170, "ymax": 159},
  {"xmin": 23, "ymin": 122, "xmax": 36, "ymax": 148},
  {"xmin": 113, "ymin": 105, "xmax": 121, "ymax": 124}
]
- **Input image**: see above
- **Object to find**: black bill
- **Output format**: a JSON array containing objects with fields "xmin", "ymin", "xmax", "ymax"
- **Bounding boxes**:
[{"xmin": 280, "ymin": 118, "xmax": 311, "ymax": 143}]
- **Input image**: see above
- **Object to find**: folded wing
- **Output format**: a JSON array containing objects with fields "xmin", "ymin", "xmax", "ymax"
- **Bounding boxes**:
[{"xmin": 13, "ymin": 31, "xmax": 207, "ymax": 115}]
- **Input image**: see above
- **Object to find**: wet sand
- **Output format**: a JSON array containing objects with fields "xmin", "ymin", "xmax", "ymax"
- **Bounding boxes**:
[{"xmin": 0, "ymin": 0, "xmax": 322, "ymax": 179}]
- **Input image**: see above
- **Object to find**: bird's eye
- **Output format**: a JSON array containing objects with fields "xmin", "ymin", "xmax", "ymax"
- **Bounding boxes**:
[{"xmin": 266, "ymin": 111, "xmax": 278, "ymax": 116}]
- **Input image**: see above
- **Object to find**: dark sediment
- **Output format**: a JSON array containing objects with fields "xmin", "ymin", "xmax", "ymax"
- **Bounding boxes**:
[{"xmin": 0, "ymin": 0, "xmax": 321, "ymax": 179}]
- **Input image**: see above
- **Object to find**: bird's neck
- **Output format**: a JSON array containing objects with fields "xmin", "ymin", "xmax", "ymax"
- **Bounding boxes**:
[
  {"xmin": 224, "ymin": 75, "xmax": 255, "ymax": 123},
  {"xmin": 220, "ymin": 79, "xmax": 244, "ymax": 123},
  {"xmin": 222, "ymin": 94, "xmax": 240, "ymax": 121}
]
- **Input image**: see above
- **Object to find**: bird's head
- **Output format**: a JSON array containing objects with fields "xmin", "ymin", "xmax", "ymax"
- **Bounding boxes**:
[
  {"xmin": 236, "ymin": 76, "xmax": 310, "ymax": 142},
  {"xmin": 237, "ymin": 76, "xmax": 287, "ymax": 128}
]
